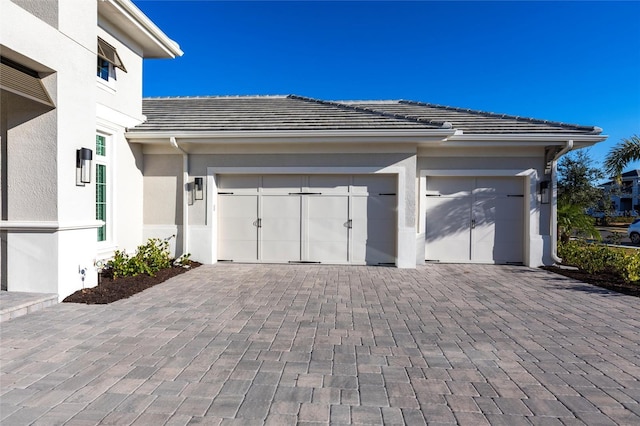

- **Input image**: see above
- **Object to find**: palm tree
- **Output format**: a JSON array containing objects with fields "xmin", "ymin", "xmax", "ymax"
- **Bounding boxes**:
[
  {"xmin": 604, "ymin": 135, "xmax": 640, "ymax": 180},
  {"xmin": 557, "ymin": 203, "xmax": 600, "ymax": 242}
]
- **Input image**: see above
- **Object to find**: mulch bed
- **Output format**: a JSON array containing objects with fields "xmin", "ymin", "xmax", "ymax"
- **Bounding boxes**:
[
  {"xmin": 63, "ymin": 263, "xmax": 201, "ymax": 304},
  {"xmin": 543, "ymin": 266, "xmax": 640, "ymax": 298}
]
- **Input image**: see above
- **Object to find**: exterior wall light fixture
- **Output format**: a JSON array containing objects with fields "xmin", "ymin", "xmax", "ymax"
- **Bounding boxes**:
[
  {"xmin": 540, "ymin": 180, "xmax": 550, "ymax": 204},
  {"xmin": 194, "ymin": 177, "xmax": 204, "ymax": 200},
  {"xmin": 76, "ymin": 148, "xmax": 93, "ymax": 186}
]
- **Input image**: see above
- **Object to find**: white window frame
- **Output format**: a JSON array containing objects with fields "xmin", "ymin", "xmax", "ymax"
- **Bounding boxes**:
[
  {"xmin": 95, "ymin": 132, "xmax": 115, "ymax": 253},
  {"xmin": 97, "ymin": 60, "xmax": 117, "ymax": 92}
]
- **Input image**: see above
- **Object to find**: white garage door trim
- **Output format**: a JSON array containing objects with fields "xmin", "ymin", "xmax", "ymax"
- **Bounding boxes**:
[
  {"xmin": 418, "ymin": 169, "xmax": 539, "ymax": 266},
  {"xmin": 205, "ymin": 166, "xmax": 415, "ymax": 267}
]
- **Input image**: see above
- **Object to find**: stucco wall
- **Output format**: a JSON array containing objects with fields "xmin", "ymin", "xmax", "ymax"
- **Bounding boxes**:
[
  {"xmin": 114, "ymin": 138, "xmax": 144, "ymax": 252},
  {"xmin": 143, "ymin": 154, "xmax": 183, "ymax": 225},
  {"xmin": 96, "ymin": 22, "xmax": 145, "ymax": 121},
  {"xmin": 1, "ymin": 0, "xmax": 98, "ymax": 295},
  {"xmin": 2, "ymin": 90, "xmax": 58, "ymax": 221},
  {"xmin": 10, "ymin": 0, "xmax": 58, "ymax": 28}
]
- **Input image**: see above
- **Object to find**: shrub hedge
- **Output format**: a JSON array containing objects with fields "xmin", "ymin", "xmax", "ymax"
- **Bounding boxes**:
[
  {"xmin": 558, "ymin": 240, "xmax": 640, "ymax": 283},
  {"xmin": 107, "ymin": 238, "xmax": 173, "ymax": 280}
]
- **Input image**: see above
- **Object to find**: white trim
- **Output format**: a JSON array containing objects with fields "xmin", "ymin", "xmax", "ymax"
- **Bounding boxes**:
[
  {"xmin": 418, "ymin": 169, "xmax": 539, "ymax": 266},
  {"xmin": 96, "ymin": 65, "xmax": 117, "ymax": 92},
  {"xmin": 95, "ymin": 131, "xmax": 114, "ymax": 248},
  {"xmin": 205, "ymin": 166, "xmax": 414, "ymax": 268},
  {"xmin": 0, "ymin": 220, "xmax": 104, "ymax": 231},
  {"xmin": 99, "ymin": 0, "xmax": 183, "ymax": 58},
  {"xmin": 443, "ymin": 134, "xmax": 607, "ymax": 145},
  {"xmin": 125, "ymin": 129, "xmax": 456, "ymax": 144},
  {"xmin": 97, "ymin": 103, "xmax": 145, "ymax": 129}
]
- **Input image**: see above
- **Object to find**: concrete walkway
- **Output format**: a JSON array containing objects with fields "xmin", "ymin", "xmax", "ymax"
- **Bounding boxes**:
[{"xmin": 1, "ymin": 264, "xmax": 639, "ymax": 425}]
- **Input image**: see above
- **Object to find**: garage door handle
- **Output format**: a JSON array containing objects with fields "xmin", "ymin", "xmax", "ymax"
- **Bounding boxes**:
[
  {"xmin": 345, "ymin": 220, "xmax": 352, "ymax": 229},
  {"xmin": 253, "ymin": 219, "xmax": 262, "ymax": 228}
]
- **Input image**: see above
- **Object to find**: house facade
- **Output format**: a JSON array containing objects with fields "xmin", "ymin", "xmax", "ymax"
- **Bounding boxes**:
[
  {"xmin": 127, "ymin": 96, "xmax": 606, "ymax": 270},
  {"xmin": 1, "ymin": 1, "xmax": 607, "ymax": 301},
  {"xmin": 1, "ymin": 0, "xmax": 181, "ymax": 299},
  {"xmin": 600, "ymin": 170, "xmax": 640, "ymax": 215}
]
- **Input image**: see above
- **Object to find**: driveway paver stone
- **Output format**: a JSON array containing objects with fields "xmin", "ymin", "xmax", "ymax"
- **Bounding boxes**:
[{"xmin": 1, "ymin": 263, "xmax": 640, "ymax": 425}]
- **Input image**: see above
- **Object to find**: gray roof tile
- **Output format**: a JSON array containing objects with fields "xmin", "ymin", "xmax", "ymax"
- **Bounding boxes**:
[{"xmin": 129, "ymin": 95, "xmax": 602, "ymax": 135}]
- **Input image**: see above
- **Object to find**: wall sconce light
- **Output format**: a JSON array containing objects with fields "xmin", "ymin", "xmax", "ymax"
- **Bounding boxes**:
[
  {"xmin": 76, "ymin": 148, "xmax": 93, "ymax": 186},
  {"xmin": 540, "ymin": 180, "xmax": 550, "ymax": 204},
  {"xmin": 194, "ymin": 177, "xmax": 204, "ymax": 200}
]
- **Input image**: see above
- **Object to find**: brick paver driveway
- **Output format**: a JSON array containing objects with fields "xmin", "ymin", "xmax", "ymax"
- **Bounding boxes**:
[{"xmin": 1, "ymin": 264, "xmax": 639, "ymax": 425}]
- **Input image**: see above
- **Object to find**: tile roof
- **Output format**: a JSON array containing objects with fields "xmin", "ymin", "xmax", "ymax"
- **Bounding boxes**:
[{"xmin": 129, "ymin": 94, "xmax": 602, "ymax": 135}]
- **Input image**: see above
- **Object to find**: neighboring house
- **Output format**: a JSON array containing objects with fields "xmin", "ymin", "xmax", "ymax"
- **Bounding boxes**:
[
  {"xmin": 1, "ymin": 0, "xmax": 182, "ymax": 299},
  {"xmin": 1, "ymin": 2, "xmax": 608, "ymax": 301},
  {"xmin": 600, "ymin": 170, "xmax": 640, "ymax": 215}
]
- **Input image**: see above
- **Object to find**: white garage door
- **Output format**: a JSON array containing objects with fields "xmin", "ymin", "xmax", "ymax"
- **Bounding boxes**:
[
  {"xmin": 425, "ymin": 176, "xmax": 524, "ymax": 264},
  {"xmin": 217, "ymin": 175, "xmax": 396, "ymax": 265}
]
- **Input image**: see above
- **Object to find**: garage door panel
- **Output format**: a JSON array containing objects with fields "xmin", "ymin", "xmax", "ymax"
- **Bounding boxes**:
[
  {"xmin": 262, "ymin": 175, "xmax": 303, "ymax": 193},
  {"xmin": 474, "ymin": 197, "xmax": 524, "ymax": 263},
  {"xmin": 218, "ymin": 195, "xmax": 258, "ymax": 261},
  {"xmin": 307, "ymin": 175, "xmax": 350, "ymax": 193},
  {"xmin": 307, "ymin": 196, "xmax": 349, "ymax": 262},
  {"xmin": 352, "ymin": 195, "xmax": 395, "ymax": 264},
  {"xmin": 262, "ymin": 196, "xmax": 300, "ymax": 262},
  {"xmin": 353, "ymin": 240, "xmax": 395, "ymax": 264},
  {"xmin": 218, "ymin": 175, "xmax": 260, "ymax": 192},
  {"xmin": 476, "ymin": 177, "xmax": 523, "ymax": 195},
  {"xmin": 425, "ymin": 177, "xmax": 524, "ymax": 264},
  {"xmin": 426, "ymin": 176, "xmax": 474, "ymax": 196},
  {"xmin": 218, "ymin": 174, "xmax": 397, "ymax": 266},
  {"xmin": 425, "ymin": 196, "xmax": 472, "ymax": 262},
  {"xmin": 352, "ymin": 175, "xmax": 395, "ymax": 195}
]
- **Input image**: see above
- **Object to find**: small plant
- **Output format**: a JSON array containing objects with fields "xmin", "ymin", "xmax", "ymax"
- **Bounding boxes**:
[
  {"xmin": 174, "ymin": 253, "xmax": 192, "ymax": 268},
  {"xmin": 106, "ymin": 238, "xmax": 174, "ymax": 279}
]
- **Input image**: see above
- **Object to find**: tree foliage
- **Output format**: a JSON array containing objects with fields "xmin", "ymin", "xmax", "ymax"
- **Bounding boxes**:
[
  {"xmin": 604, "ymin": 134, "xmax": 640, "ymax": 180},
  {"xmin": 557, "ymin": 149, "xmax": 605, "ymax": 209},
  {"xmin": 557, "ymin": 203, "xmax": 600, "ymax": 242}
]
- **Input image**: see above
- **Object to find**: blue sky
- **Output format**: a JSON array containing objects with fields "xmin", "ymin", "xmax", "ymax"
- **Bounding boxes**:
[{"xmin": 136, "ymin": 0, "xmax": 640, "ymax": 171}]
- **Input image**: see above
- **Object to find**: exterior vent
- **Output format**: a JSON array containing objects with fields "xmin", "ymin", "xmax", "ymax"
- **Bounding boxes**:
[{"xmin": 0, "ymin": 62, "xmax": 54, "ymax": 107}]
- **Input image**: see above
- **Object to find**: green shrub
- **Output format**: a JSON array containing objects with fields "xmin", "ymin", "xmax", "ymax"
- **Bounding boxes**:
[
  {"xmin": 174, "ymin": 253, "xmax": 192, "ymax": 268},
  {"xmin": 558, "ymin": 240, "xmax": 640, "ymax": 283},
  {"xmin": 107, "ymin": 238, "xmax": 173, "ymax": 279}
]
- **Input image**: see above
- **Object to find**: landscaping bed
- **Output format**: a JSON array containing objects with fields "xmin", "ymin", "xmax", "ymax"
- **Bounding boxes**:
[
  {"xmin": 543, "ymin": 265, "xmax": 640, "ymax": 298},
  {"xmin": 63, "ymin": 262, "xmax": 201, "ymax": 304}
]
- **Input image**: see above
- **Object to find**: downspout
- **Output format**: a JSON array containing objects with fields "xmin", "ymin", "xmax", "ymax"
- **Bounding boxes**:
[
  {"xmin": 169, "ymin": 137, "xmax": 189, "ymax": 256},
  {"xmin": 551, "ymin": 139, "xmax": 574, "ymax": 263}
]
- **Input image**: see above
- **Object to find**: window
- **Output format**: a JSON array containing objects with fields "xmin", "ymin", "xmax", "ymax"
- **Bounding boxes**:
[
  {"xmin": 96, "ymin": 37, "xmax": 126, "ymax": 83},
  {"xmin": 96, "ymin": 135, "xmax": 107, "ymax": 242},
  {"xmin": 97, "ymin": 58, "xmax": 111, "ymax": 81}
]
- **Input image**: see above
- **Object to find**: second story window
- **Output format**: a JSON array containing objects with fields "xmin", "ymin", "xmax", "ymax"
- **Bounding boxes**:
[
  {"xmin": 97, "ymin": 58, "xmax": 110, "ymax": 81},
  {"xmin": 97, "ymin": 37, "xmax": 127, "ymax": 83}
]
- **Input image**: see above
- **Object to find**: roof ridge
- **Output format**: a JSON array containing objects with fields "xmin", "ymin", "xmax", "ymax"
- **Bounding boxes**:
[
  {"xmin": 398, "ymin": 100, "xmax": 602, "ymax": 134},
  {"xmin": 143, "ymin": 95, "xmax": 288, "ymax": 100},
  {"xmin": 287, "ymin": 95, "xmax": 449, "ymax": 128}
]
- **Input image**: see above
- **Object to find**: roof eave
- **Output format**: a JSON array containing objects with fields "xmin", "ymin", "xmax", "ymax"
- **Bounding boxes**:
[
  {"xmin": 441, "ymin": 133, "xmax": 608, "ymax": 147},
  {"xmin": 98, "ymin": 0, "xmax": 183, "ymax": 58},
  {"xmin": 125, "ymin": 129, "xmax": 457, "ymax": 144}
]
